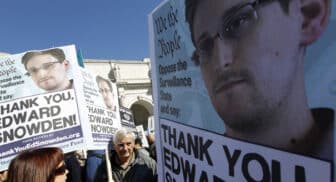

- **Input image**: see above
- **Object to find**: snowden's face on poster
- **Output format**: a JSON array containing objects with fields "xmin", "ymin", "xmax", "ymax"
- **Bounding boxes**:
[
  {"xmin": 192, "ymin": 0, "xmax": 304, "ymax": 131},
  {"xmin": 26, "ymin": 54, "xmax": 70, "ymax": 92},
  {"xmin": 98, "ymin": 80, "xmax": 115, "ymax": 110}
]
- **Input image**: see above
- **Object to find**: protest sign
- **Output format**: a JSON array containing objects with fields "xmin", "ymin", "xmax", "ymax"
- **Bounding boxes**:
[
  {"xmin": 77, "ymin": 68, "xmax": 121, "ymax": 149},
  {"xmin": 0, "ymin": 45, "xmax": 85, "ymax": 171},
  {"xmin": 149, "ymin": 1, "xmax": 336, "ymax": 181}
]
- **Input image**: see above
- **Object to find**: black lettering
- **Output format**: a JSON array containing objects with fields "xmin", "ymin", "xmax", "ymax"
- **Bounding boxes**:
[
  {"xmin": 14, "ymin": 126, "xmax": 26, "ymax": 140},
  {"xmin": 164, "ymin": 147, "xmax": 172, "ymax": 170},
  {"xmin": 272, "ymin": 160, "xmax": 281, "ymax": 182},
  {"xmin": 242, "ymin": 153, "xmax": 270, "ymax": 182},
  {"xmin": 295, "ymin": 166, "xmax": 306, "ymax": 182},
  {"xmin": 168, "ymin": 125, "xmax": 177, "ymax": 146},
  {"xmin": 187, "ymin": 133, "xmax": 198, "ymax": 158},
  {"xmin": 171, "ymin": 149, "xmax": 180, "ymax": 174},
  {"xmin": 44, "ymin": 95, "xmax": 52, "ymax": 104},
  {"xmin": 13, "ymin": 112, "xmax": 27, "ymax": 125},
  {"xmin": 53, "ymin": 118, "xmax": 63, "ymax": 130},
  {"xmin": 181, "ymin": 158, "xmax": 195, "ymax": 182},
  {"xmin": 26, "ymin": 122, "xmax": 41, "ymax": 135},
  {"xmin": 165, "ymin": 172, "xmax": 176, "ymax": 182},
  {"xmin": 42, "ymin": 120, "xmax": 52, "ymax": 132},
  {"xmin": 213, "ymin": 175, "xmax": 225, "ymax": 182},
  {"xmin": 199, "ymin": 171, "xmax": 209, "ymax": 182},
  {"xmin": 199, "ymin": 137, "xmax": 213, "ymax": 166},
  {"xmin": 27, "ymin": 110, "xmax": 39, "ymax": 121},
  {"xmin": 167, "ymin": 6, "xmax": 178, "ymax": 27},
  {"xmin": 0, "ymin": 115, "xmax": 76, "ymax": 144},
  {"xmin": 223, "ymin": 145, "xmax": 241, "ymax": 176},
  {"xmin": 177, "ymin": 131, "xmax": 186, "ymax": 153},
  {"xmin": 155, "ymin": 16, "xmax": 167, "ymax": 34}
]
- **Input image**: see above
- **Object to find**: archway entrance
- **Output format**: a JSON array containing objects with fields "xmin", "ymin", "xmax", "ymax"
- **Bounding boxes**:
[{"xmin": 130, "ymin": 104, "xmax": 150, "ymax": 130}]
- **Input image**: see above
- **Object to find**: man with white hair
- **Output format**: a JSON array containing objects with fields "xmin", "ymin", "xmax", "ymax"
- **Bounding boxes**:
[{"xmin": 94, "ymin": 129, "xmax": 157, "ymax": 182}]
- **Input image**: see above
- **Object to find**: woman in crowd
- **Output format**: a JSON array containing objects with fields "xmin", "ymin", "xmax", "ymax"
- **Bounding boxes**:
[
  {"xmin": 0, "ymin": 170, "xmax": 8, "ymax": 182},
  {"xmin": 7, "ymin": 147, "xmax": 68, "ymax": 182}
]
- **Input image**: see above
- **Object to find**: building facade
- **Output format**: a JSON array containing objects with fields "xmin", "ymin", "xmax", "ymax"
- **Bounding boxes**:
[{"xmin": 84, "ymin": 58, "xmax": 154, "ymax": 131}]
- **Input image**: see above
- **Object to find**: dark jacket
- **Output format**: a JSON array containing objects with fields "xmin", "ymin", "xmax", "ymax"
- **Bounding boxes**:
[
  {"xmin": 65, "ymin": 152, "xmax": 83, "ymax": 182},
  {"xmin": 94, "ymin": 150, "xmax": 157, "ymax": 182},
  {"xmin": 147, "ymin": 143, "xmax": 157, "ymax": 161}
]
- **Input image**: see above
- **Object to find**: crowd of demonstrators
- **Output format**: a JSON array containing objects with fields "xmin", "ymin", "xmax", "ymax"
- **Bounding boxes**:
[
  {"xmin": 1, "ymin": 129, "xmax": 158, "ymax": 182},
  {"xmin": 6, "ymin": 147, "xmax": 68, "ymax": 182},
  {"xmin": 94, "ymin": 129, "xmax": 157, "ymax": 182}
]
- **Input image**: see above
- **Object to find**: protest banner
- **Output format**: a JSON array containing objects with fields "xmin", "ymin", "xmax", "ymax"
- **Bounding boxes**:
[
  {"xmin": 78, "ymin": 68, "xmax": 121, "ymax": 149},
  {"xmin": 149, "ymin": 1, "xmax": 335, "ymax": 181},
  {"xmin": 0, "ymin": 45, "xmax": 86, "ymax": 171}
]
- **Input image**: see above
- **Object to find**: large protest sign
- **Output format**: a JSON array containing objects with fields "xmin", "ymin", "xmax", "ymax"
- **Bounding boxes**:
[
  {"xmin": 77, "ymin": 68, "xmax": 121, "ymax": 149},
  {"xmin": 0, "ymin": 45, "xmax": 86, "ymax": 170},
  {"xmin": 149, "ymin": 1, "xmax": 335, "ymax": 181}
]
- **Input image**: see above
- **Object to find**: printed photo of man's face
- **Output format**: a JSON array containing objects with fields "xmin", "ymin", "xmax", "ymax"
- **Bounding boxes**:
[
  {"xmin": 25, "ymin": 54, "xmax": 70, "ymax": 92},
  {"xmin": 22, "ymin": 48, "xmax": 72, "ymax": 92},
  {"xmin": 96, "ymin": 76, "xmax": 115, "ymax": 111}
]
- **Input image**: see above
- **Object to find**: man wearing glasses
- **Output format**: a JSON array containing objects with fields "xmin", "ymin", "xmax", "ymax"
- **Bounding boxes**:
[
  {"xmin": 185, "ymin": 0, "xmax": 333, "ymax": 160},
  {"xmin": 96, "ymin": 75, "xmax": 116, "ymax": 111},
  {"xmin": 21, "ymin": 48, "xmax": 72, "ymax": 92}
]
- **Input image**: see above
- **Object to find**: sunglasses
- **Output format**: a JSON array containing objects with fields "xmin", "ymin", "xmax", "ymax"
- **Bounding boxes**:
[{"xmin": 54, "ymin": 164, "xmax": 67, "ymax": 175}]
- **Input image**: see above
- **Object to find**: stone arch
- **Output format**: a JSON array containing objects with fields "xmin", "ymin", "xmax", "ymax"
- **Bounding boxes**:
[{"xmin": 129, "ymin": 99, "xmax": 153, "ymax": 130}]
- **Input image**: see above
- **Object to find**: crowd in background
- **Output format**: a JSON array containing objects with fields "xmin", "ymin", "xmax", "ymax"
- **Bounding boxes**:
[{"xmin": 0, "ymin": 129, "xmax": 157, "ymax": 182}]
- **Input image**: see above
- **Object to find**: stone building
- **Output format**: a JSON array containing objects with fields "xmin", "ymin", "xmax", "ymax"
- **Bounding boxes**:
[{"xmin": 84, "ymin": 58, "xmax": 154, "ymax": 131}]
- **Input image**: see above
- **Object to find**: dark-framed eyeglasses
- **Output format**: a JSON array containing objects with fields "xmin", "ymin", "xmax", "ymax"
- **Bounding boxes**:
[
  {"xmin": 192, "ymin": 0, "xmax": 274, "ymax": 66},
  {"xmin": 25, "ymin": 60, "xmax": 62, "ymax": 76},
  {"xmin": 99, "ymin": 88, "xmax": 112, "ymax": 94},
  {"xmin": 54, "ymin": 163, "xmax": 67, "ymax": 175}
]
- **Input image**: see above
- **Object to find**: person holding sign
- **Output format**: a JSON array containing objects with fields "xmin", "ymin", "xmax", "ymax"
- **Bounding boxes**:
[
  {"xmin": 96, "ymin": 75, "xmax": 116, "ymax": 111},
  {"xmin": 94, "ymin": 129, "xmax": 157, "ymax": 182},
  {"xmin": 22, "ymin": 48, "xmax": 73, "ymax": 92},
  {"xmin": 185, "ymin": 0, "xmax": 333, "ymax": 159},
  {"xmin": 7, "ymin": 147, "xmax": 68, "ymax": 182}
]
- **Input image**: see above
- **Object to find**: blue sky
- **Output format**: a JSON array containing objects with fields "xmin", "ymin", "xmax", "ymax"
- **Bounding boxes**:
[{"xmin": 0, "ymin": 0, "xmax": 162, "ymax": 60}]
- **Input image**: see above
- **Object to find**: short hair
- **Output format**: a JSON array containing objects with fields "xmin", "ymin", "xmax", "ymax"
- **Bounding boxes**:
[
  {"xmin": 113, "ymin": 129, "xmax": 136, "ymax": 145},
  {"xmin": 96, "ymin": 75, "xmax": 113, "ymax": 92},
  {"xmin": 135, "ymin": 137, "xmax": 143, "ymax": 147},
  {"xmin": 21, "ymin": 48, "xmax": 66, "ymax": 70},
  {"xmin": 7, "ymin": 147, "xmax": 64, "ymax": 182},
  {"xmin": 185, "ymin": 0, "xmax": 290, "ymax": 45}
]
